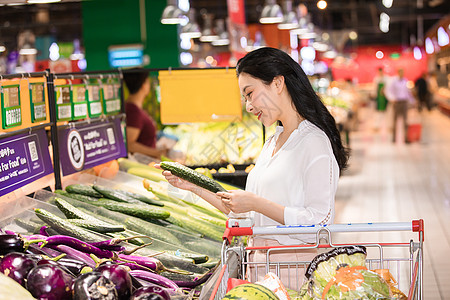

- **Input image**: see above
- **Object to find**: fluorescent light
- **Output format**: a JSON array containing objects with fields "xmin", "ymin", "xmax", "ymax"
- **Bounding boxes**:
[
  {"xmin": 437, "ymin": 26, "xmax": 449, "ymax": 46},
  {"xmin": 260, "ymin": 0, "xmax": 283, "ymax": 24},
  {"xmin": 27, "ymin": 0, "xmax": 61, "ymax": 3},
  {"xmin": 379, "ymin": 12, "xmax": 390, "ymax": 33},
  {"xmin": 413, "ymin": 46, "xmax": 422, "ymax": 60},
  {"xmin": 382, "ymin": 0, "xmax": 393, "ymax": 8}
]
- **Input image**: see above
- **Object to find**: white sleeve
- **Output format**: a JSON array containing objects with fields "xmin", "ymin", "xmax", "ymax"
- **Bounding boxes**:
[{"xmin": 284, "ymin": 136, "xmax": 336, "ymax": 225}]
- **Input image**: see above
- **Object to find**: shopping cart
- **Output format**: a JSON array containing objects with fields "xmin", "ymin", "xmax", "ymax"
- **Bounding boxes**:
[{"xmin": 209, "ymin": 218, "xmax": 424, "ymax": 300}]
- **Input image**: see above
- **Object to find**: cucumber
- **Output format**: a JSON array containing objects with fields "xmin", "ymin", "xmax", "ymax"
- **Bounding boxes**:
[
  {"xmin": 127, "ymin": 167, "xmax": 166, "ymax": 182},
  {"xmin": 66, "ymin": 219, "xmax": 125, "ymax": 233},
  {"xmin": 160, "ymin": 161, "xmax": 227, "ymax": 193},
  {"xmin": 167, "ymin": 212, "xmax": 224, "ymax": 242},
  {"xmin": 54, "ymin": 197, "xmax": 96, "ymax": 220},
  {"xmin": 92, "ymin": 199, "xmax": 170, "ymax": 220},
  {"xmin": 34, "ymin": 208, "xmax": 103, "ymax": 243},
  {"xmin": 55, "ymin": 190, "xmax": 101, "ymax": 203},
  {"xmin": 65, "ymin": 184, "xmax": 103, "ymax": 198},
  {"xmin": 119, "ymin": 190, "xmax": 164, "ymax": 207},
  {"xmin": 92, "ymin": 185, "xmax": 142, "ymax": 204},
  {"xmin": 14, "ymin": 218, "xmax": 43, "ymax": 234}
]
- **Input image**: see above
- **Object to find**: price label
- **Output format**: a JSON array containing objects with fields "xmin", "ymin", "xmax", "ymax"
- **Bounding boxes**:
[
  {"xmin": 105, "ymin": 99, "xmax": 121, "ymax": 114},
  {"xmin": 103, "ymin": 84, "xmax": 115, "ymax": 100},
  {"xmin": 73, "ymin": 103, "xmax": 88, "ymax": 118},
  {"xmin": 30, "ymin": 83, "xmax": 46, "ymax": 123},
  {"xmin": 58, "ymin": 104, "xmax": 72, "ymax": 120},
  {"xmin": 56, "ymin": 86, "xmax": 71, "ymax": 104},
  {"xmin": 72, "ymin": 85, "xmax": 87, "ymax": 103},
  {"xmin": 87, "ymin": 85, "xmax": 100, "ymax": 102},
  {"xmin": 1, "ymin": 85, "xmax": 22, "ymax": 128},
  {"xmin": 89, "ymin": 102, "xmax": 102, "ymax": 116}
]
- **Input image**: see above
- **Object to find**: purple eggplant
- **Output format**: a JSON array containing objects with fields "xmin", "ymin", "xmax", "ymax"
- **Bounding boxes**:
[
  {"xmin": 130, "ymin": 286, "xmax": 170, "ymax": 300},
  {"xmin": 37, "ymin": 257, "xmax": 91, "ymax": 277},
  {"xmin": 73, "ymin": 272, "xmax": 118, "ymax": 300},
  {"xmin": 0, "ymin": 252, "xmax": 36, "ymax": 286},
  {"xmin": 26, "ymin": 264, "xmax": 74, "ymax": 300},
  {"xmin": 95, "ymin": 264, "xmax": 132, "ymax": 300},
  {"xmin": 0, "ymin": 234, "xmax": 25, "ymax": 254}
]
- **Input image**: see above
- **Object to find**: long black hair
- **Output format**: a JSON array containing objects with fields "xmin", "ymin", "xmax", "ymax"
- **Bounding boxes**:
[{"xmin": 236, "ymin": 47, "xmax": 349, "ymax": 171}]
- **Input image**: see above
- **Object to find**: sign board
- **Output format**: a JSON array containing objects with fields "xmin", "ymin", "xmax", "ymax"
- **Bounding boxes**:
[
  {"xmin": 102, "ymin": 83, "xmax": 121, "ymax": 115},
  {"xmin": 55, "ymin": 85, "xmax": 72, "ymax": 121},
  {"xmin": 58, "ymin": 116, "xmax": 126, "ymax": 176},
  {"xmin": 1, "ymin": 84, "xmax": 22, "ymax": 129},
  {"xmin": 159, "ymin": 69, "xmax": 242, "ymax": 124},
  {"xmin": 29, "ymin": 82, "xmax": 46, "ymax": 123},
  {"xmin": 0, "ymin": 128, "xmax": 53, "ymax": 197},
  {"xmin": 87, "ymin": 84, "xmax": 103, "ymax": 118}
]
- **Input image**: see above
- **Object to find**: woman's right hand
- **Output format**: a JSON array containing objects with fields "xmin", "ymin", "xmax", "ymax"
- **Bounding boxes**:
[{"xmin": 154, "ymin": 164, "xmax": 196, "ymax": 192}]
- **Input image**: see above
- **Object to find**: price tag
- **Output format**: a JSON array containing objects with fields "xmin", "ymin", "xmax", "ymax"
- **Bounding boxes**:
[
  {"xmin": 30, "ymin": 83, "xmax": 47, "ymax": 122},
  {"xmin": 71, "ymin": 85, "xmax": 88, "ymax": 120},
  {"xmin": 55, "ymin": 85, "xmax": 72, "ymax": 121},
  {"xmin": 87, "ymin": 85, "xmax": 102, "ymax": 117},
  {"xmin": 1, "ymin": 85, "xmax": 22, "ymax": 129},
  {"xmin": 0, "ymin": 128, "xmax": 53, "ymax": 197}
]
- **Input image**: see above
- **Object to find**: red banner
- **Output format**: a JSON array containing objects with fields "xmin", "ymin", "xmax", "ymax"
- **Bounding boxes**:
[{"xmin": 227, "ymin": 0, "xmax": 246, "ymax": 25}]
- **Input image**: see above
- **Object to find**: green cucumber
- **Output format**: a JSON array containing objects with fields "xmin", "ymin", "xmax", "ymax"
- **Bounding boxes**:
[
  {"xmin": 66, "ymin": 219, "xmax": 125, "ymax": 233},
  {"xmin": 54, "ymin": 197, "xmax": 96, "ymax": 220},
  {"xmin": 34, "ymin": 208, "xmax": 103, "ymax": 243},
  {"xmin": 166, "ymin": 250, "xmax": 209, "ymax": 264},
  {"xmin": 160, "ymin": 161, "xmax": 227, "ymax": 193},
  {"xmin": 55, "ymin": 190, "xmax": 101, "ymax": 203},
  {"xmin": 65, "ymin": 184, "xmax": 103, "ymax": 198},
  {"xmin": 14, "ymin": 218, "xmax": 43, "ymax": 234},
  {"xmin": 119, "ymin": 190, "xmax": 164, "ymax": 207},
  {"xmin": 92, "ymin": 185, "xmax": 141, "ymax": 204},
  {"xmin": 168, "ymin": 212, "xmax": 224, "ymax": 242},
  {"xmin": 91, "ymin": 199, "xmax": 170, "ymax": 220}
]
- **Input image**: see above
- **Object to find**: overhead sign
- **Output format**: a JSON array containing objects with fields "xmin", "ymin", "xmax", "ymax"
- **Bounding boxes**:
[
  {"xmin": 0, "ymin": 128, "xmax": 53, "ymax": 197},
  {"xmin": 58, "ymin": 116, "xmax": 126, "ymax": 176}
]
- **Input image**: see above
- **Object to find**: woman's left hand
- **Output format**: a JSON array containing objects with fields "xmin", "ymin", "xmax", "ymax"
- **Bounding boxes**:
[{"xmin": 216, "ymin": 190, "xmax": 257, "ymax": 213}]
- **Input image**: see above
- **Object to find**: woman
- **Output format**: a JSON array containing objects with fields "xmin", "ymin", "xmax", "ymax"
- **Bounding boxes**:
[{"xmin": 157, "ymin": 47, "xmax": 349, "ymax": 289}]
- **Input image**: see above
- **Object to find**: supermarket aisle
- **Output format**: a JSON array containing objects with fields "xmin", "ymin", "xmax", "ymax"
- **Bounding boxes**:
[{"xmin": 334, "ymin": 106, "xmax": 450, "ymax": 299}]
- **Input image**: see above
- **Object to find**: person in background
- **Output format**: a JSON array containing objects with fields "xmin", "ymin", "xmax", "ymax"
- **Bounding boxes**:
[
  {"xmin": 124, "ymin": 69, "xmax": 168, "ymax": 159},
  {"xmin": 385, "ymin": 68, "xmax": 415, "ymax": 143},
  {"xmin": 414, "ymin": 72, "xmax": 431, "ymax": 112},
  {"xmin": 428, "ymin": 71, "xmax": 439, "ymax": 108},
  {"xmin": 372, "ymin": 67, "xmax": 389, "ymax": 131},
  {"xmin": 157, "ymin": 47, "xmax": 349, "ymax": 288}
]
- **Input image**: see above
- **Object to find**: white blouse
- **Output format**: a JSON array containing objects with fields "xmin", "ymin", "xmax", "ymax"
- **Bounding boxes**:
[{"xmin": 246, "ymin": 120, "xmax": 339, "ymax": 245}]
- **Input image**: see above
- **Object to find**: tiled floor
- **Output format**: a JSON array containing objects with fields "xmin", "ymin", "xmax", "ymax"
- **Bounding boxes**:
[{"xmin": 334, "ymin": 105, "xmax": 450, "ymax": 299}]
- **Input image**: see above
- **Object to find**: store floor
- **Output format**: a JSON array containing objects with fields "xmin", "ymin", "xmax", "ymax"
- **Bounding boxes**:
[{"xmin": 334, "ymin": 105, "xmax": 450, "ymax": 299}]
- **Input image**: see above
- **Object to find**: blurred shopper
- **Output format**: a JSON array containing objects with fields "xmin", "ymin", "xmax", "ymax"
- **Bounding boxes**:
[
  {"xmin": 372, "ymin": 67, "xmax": 389, "ymax": 131},
  {"xmin": 157, "ymin": 47, "xmax": 349, "ymax": 289},
  {"xmin": 428, "ymin": 72, "xmax": 439, "ymax": 108},
  {"xmin": 414, "ymin": 72, "xmax": 431, "ymax": 112},
  {"xmin": 124, "ymin": 69, "xmax": 168, "ymax": 159},
  {"xmin": 385, "ymin": 68, "xmax": 415, "ymax": 143}
]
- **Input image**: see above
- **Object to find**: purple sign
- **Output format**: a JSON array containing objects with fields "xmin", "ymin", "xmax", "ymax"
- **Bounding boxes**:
[
  {"xmin": 58, "ymin": 117, "xmax": 126, "ymax": 176},
  {"xmin": 0, "ymin": 128, "xmax": 53, "ymax": 197}
]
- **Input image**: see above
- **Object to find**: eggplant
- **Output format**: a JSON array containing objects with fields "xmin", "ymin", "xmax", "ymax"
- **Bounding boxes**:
[
  {"xmin": 73, "ymin": 272, "xmax": 118, "ymax": 300},
  {"xmin": 130, "ymin": 286, "xmax": 170, "ymax": 300},
  {"xmin": 0, "ymin": 252, "xmax": 36, "ymax": 286},
  {"xmin": 26, "ymin": 264, "xmax": 74, "ymax": 300},
  {"xmin": 37, "ymin": 257, "xmax": 91, "ymax": 277},
  {"xmin": 95, "ymin": 264, "xmax": 132, "ymax": 300},
  {"xmin": 0, "ymin": 234, "xmax": 24, "ymax": 254}
]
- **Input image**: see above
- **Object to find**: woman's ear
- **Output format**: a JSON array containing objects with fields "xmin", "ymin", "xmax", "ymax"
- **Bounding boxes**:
[{"xmin": 273, "ymin": 75, "xmax": 285, "ymax": 94}]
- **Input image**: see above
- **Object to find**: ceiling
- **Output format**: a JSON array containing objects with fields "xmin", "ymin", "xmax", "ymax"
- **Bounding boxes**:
[
  {"xmin": 189, "ymin": 0, "xmax": 450, "ymax": 47},
  {"xmin": 0, "ymin": 0, "xmax": 448, "ymax": 55}
]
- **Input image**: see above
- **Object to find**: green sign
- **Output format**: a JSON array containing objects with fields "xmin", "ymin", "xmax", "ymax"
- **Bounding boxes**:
[
  {"xmin": 29, "ymin": 83, "xmax": 46, "ymax": 123},
  {"xmin": 55, "ymin": 85, "xmax": 72, "ymax": 121},
  {"xmin": 1, "ymin": 85, "xmax": 22, "ymax": 129}
]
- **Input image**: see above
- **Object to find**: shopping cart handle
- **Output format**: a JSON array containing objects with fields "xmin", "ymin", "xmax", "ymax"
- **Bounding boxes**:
[{"xmin": 223, "ymin": 219, "xmax": 253, "ymax": 243}]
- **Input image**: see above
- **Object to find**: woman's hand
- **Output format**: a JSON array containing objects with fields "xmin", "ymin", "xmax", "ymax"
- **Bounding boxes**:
[
  {"xmin": 216, "ymin": 190, "xmax": 257, "ymax": 213},
  {"xmin": 154, "ymin": 164, "xmax": 196, "ymax": 191}
]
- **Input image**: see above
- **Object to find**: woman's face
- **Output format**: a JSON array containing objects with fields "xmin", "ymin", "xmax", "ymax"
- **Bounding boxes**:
[{"xmin": 238, "ymin": 73, "xmax": 281, "ymax": 127}]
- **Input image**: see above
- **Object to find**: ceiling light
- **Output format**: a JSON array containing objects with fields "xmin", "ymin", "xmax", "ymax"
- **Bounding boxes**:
[
  {"xmin": 19, "ymin": 48, "xmax": 37, "ymax": 55},
  {"xmin": 349, "ymin": 31, "xmax": 358, "ymax": 40},
  {"xmin": 259, "ymin": 0, "xmax": 283, "ymax": 24},
  {"xmin": 27, "ymin": 0, "xmax": 60, "ymax": 3},
  {"xmin": 278, "ymin": 0, "xmax": 298, "ymax": 30},
  {"xmin": 161, "ymin": 0, "xmax": 184, "ymax": 25},
  {"xmin": 413, "ymin": 46, "xmax": 422, "ymax": 60},
  {"xmin": 212, "ymin": 19, "xmax": 230, "ymax": 46},
  {"xmin": 180, "ymin": 9, "xmax": 201, "ymax": 39},
  {"xmin": 376, "ymin": 50, "xmax": 384, "ymax": 59},
  {"xmin": 317, "ymin": 0, "xmax": 327, "ymax": 10},
  {"xmin": 379, "ymin": 12, "xmax": 390, "ymax": 33},
  {"xmin": 0, "ymin": 46, "xmax": 5, "ymax": 52},
  {"xmin": 425, "ymin": 37, "xmax": 434, "ymax": 54},
  {"xmin": 199, "ymin": 12, "xmax": 219, "ymax": 42},
  {"xmin": 437, "ymin": 26, "xmax": 449, "ymax": 47},
  {"xmin": 382, "ymin": 0, "xmax": 393, "ymax": 8}
]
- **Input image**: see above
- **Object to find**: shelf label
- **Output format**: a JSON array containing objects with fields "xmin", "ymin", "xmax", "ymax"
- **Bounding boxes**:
[
  {"xmin": 30, "ymin": 83, "xmax": 47, "ymax": 122},
  {"xmin": 102, "ymin": 84, "xmax": 121, "ymax": 115},
  {"xmin": 0, "ymin": 128, "xmax": 53, "ymax": 197},
  {"xmin": 89, "ymin": 102, "xmax": 102, "ymax": 116},
  {"xmin": 1, "ymin": 85, "xmax": 22, "ymax": 129},
  {"xmin": 58, "ymin": 116, "xmax": 126, "ymax": 176},
  {"xmin": 55, "ymin": 85, "xmax": 72, "ymax": 121}
]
